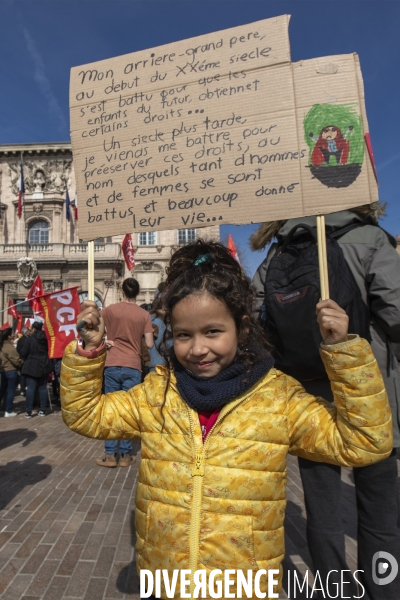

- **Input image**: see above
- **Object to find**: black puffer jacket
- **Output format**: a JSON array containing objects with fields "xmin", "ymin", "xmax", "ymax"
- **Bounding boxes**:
[{"xmin": 20, "ymin": 330, "xmax": 52, "ymax": 378}]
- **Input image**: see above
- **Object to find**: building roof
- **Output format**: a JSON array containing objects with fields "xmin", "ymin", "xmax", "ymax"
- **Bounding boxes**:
[{"xmin": 0, "ymin": 142, "xmax": 71, "ymax": 157}]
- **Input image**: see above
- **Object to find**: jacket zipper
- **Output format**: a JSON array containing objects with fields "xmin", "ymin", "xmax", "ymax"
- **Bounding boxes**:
[
  {"xmin": 186, "ymin": 377, "xmax": 274, "ymax": 597},
  {"xmin": 187, "ymin": 409, "xmax": 203, "ymax": 597}
]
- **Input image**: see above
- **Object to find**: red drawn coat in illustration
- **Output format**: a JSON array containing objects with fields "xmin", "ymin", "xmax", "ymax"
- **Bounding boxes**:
[{"xmin": 311, "ymin": 126, "xmax": 350, "ymax": 166}]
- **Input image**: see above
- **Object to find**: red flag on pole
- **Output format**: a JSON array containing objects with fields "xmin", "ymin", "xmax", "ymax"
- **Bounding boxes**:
[
  {"xmin": 26, "ymin": 275, "xmax": 44, "ymax": 314},
  {"xmin": 122, "ymin": 234, "xmax": 135, "ymax": 270},
  {"xmin": 228, "ymin": 234, "xmax": 241, "ymax": 265},
  {"xmin": 7, "ymin": 300, "xmax": 19, "ymax": 320},
  {"xmin": 15, "ymin": 314, "xmax": 23, "ymax": 335},
  {"xmin": 38, "ymin": 287, "xmax": 81, "ymax": 358},
  {"xmin": 0, "ymin": 322, "xmax": 10, "ymax": 331},
  {"xmin": 74, "ymin": 194, "xmax": 78, "ymax": 221}
]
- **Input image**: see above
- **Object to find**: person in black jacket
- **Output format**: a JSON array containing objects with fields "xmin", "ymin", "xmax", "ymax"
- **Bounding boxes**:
[
  {"xmin": 20, "ymin": 322, "xmax": 52, "ymax": 418},
  {"xmin": 16, "ymin": 327, "xmax": 31, "ymax": 396}
]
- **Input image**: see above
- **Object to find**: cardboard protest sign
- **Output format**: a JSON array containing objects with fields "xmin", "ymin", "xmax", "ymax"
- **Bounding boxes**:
[{"xmin": 70, "ymin": 15, "xmax": 378, "ymax": 242}]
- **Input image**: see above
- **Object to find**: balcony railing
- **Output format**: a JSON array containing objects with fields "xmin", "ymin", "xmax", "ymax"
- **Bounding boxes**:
[{"xmin": 0, "ymin": 243, "xmax": 122, "ymax": 260}]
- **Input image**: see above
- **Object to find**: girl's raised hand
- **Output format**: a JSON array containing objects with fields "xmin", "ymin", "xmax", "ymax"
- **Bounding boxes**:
[
  {"xmin": 77, "ymin": 300, "xmax": 105, "ymax": 351},
  {"xmin": 316, "ymin": 299, "xmax": 349, "ymax": 345}
]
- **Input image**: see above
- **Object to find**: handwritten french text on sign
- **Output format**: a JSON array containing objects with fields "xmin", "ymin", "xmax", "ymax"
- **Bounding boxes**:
[
  {"xmin": 70, "ymin": 16, "xmax": 378, "ymax": 241},
  {"xmin": 39, "ymin": 287, "xmax": 81, "ymax": 358}
]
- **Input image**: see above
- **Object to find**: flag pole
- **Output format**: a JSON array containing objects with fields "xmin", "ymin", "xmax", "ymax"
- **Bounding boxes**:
[
  {"xmin": 316, "ymin": 215, "xmax": 329, "ymax": 300},
  {"xmin": 0, "ymin": 299, "xmax": 28, "ymax": 315},
  {"xmin": 88, "ymin": 241, "xmax": 95, "ymax": 301}
]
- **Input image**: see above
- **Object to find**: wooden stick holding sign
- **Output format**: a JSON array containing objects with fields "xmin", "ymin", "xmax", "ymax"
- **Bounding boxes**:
[
  {"xmin": 88, "ymin": 241, "xmax": 95, "ymax": 302},
  {"xmin": 316, "ymin": 215, "xmax": 330, "ymax": 301},
  {"xmin": 77, "ymin": 241, "xmax": 95, "ymax": 335}
]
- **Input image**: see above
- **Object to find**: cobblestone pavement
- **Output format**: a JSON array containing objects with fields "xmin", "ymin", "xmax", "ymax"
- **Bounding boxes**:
[{"xmin": 0, "ymin": 396, "xmax": 398, "ymax": 599}]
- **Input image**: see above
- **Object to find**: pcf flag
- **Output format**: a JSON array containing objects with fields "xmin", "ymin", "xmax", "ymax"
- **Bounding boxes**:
[
  {"xmin": 15, "ymin": 314, "xmax": 23, "ymax": 335},
  {"xmin": 39, "ymin": 287, "xmax": 81, "ymax": 358},
  {"xmin": 7, "ymin": 300, "xmax": 19, "ymax": 320},
  {"xmin": 26, "ymin": 275, "xmax": 44, "ymax": 314},
  {"xmin": 122, "ymin": 234, "xmax": 135, "ymax": 270}
]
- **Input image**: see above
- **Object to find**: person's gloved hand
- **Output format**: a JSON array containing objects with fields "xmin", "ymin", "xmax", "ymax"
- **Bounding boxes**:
[{"xmin": 76, "ymin": 300, "xmax": 105, "ymax": 351}]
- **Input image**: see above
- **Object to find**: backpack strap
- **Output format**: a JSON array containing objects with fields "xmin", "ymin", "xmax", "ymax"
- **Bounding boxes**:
[{"xmin": 328, "ymin": 221, "xmax": 365, "ymax": 240}]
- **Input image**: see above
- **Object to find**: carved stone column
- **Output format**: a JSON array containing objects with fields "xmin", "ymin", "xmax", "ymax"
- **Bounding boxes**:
[
  {"xmin": 0, "ymin": 282, "xmax": 4, "ymax": 324},
  {"xmin": 53, "ymin": 209, "xmax": 62, "ymax": 243}
]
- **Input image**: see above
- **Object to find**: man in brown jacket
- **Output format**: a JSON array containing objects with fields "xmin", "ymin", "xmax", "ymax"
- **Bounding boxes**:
[{"xmin": 0, "ymin": 327, "xmax": 23, "ymax": 417}]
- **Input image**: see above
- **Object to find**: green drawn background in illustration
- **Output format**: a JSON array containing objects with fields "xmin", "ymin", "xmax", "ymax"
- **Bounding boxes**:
[{"xmin": 304, "ymin": 104, "xmax": 364, "ymax": 165}]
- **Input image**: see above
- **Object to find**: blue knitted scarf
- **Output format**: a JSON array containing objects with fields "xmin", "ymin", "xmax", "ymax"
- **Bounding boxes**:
[{"xmin": 172, "ymin": 351, "xmax": 274, "ymax": 412}]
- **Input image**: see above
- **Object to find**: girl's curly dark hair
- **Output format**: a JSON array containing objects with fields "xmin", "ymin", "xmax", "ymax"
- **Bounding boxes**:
[{"xmin": 162, "ymin": 239, "xmax": 271, "ymax": 366}]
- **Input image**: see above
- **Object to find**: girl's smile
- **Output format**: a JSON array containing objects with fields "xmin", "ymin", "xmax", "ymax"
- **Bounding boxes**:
[{"xmin": 171, "ymin": 292, "xmax": 238, "ymax": 378}]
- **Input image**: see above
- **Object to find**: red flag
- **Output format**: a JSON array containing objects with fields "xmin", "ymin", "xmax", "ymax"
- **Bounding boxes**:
[
  {"xmin": 39, "ymin": 287, "xmax": 81, "ymax": 358},
  {"xmin": 0, "ymin": 322, "xmax": 10, "ymax": 331},
  {"xmin": 15, "ymin": 314, "xmax": 23, "ymax": 335},
  {"xmin": 74, "ymin": 194, "xmax": 78, "ymax": 221},
  {"xmin": 228, "ymin": 234, "xmax": 241, "ymax": 265},
  {"xmin": 17, "ymin": 154, "xmax": 25, "ymax": 220},
  {"xmin": 365, "ymin": 133, "xmax": 378, "ymax": 183},
  {"xmin": 122, "ymin": 234, "xmax": 135, "ymax": 270},
  {"xmin": 26, "ymin": 275, "xmax": 44, "ymax": 314},
  {"xmin": 7, "ymin": 300, "xmax": 19, "ymax": 320}
]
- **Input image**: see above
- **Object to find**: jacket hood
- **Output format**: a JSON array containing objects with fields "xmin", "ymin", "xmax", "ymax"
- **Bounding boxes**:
[
  {"xmin": 34, "ymin": 330, "xmax": 48, "ymax": 346},
  {"xmin": 249, "ymin": 202, "xmax": 387, "ymax": 250}
]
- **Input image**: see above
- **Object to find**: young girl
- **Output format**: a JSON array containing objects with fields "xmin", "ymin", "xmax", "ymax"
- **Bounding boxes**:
[{"xmin": 60, "ymin": 240, "xmax": 392, "ymax": 599}]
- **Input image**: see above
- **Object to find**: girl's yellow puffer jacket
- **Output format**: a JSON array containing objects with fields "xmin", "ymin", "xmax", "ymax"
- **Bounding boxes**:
[{"xmin": 61, "ymin": 336, "xmax": 392, "ymax": 599}]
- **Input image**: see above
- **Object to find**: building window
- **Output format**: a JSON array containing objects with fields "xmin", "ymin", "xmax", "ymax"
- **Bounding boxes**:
[
  {"xmin": 28, "ymin": 220, "xmax": 49, "ymax": 244},
  {"xmin": 16, "ymin": 300, "xmax": 33, "ymax": 317},
  {"xmin": 139, "ymin": 232, "xmax": 157, "ymax": 245},
  {"xmin": 178, "ymin": 229, "xmax": 196, "ymax": 244}
]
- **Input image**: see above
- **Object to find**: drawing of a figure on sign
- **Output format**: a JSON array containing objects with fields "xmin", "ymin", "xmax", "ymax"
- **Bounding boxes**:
[
  {"xmin": 304, "ymin": 104, "xmax": 364, "ymax": 188},
  {"xmin": 310, "ymin": 126, "xmax": 352, "ymax": 166}
]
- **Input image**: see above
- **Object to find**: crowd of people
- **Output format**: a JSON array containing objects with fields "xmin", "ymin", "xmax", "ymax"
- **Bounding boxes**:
[{"xmin": 0, "ymin": 321, "xmax": 56, "ymax": 418}]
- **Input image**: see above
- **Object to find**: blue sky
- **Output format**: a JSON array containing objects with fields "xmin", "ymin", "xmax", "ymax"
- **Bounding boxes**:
[{"xmin": 1, "ymin": 0, "xmax": 399, "ymax": 275}]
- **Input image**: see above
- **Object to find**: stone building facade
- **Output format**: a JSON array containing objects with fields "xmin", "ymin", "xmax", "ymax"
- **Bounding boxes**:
[{"xmin": 0, "ymin": 142, "xmax": 219, "ymax": 325}]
